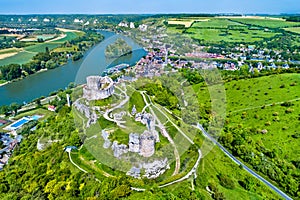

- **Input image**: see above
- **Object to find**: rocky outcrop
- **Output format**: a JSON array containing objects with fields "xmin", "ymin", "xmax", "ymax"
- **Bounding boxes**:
[
  {"xmin": 143, "ymin": 158, "xmax": 169, "ymax": 179},
  {"xmin": 129, "ymin": 133, "xmax": 140, "ymax": 153},
  {"xmin": 111, "ymin": 141, "xmax": 128, "ymax": 158}
]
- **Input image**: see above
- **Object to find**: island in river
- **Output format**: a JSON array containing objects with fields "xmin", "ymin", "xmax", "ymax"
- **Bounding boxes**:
[{"xmin": 105, "ymin": 38, "xmax": 132, "ymax": 58}]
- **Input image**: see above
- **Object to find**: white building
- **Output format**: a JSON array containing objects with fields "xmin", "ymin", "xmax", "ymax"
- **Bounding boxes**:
[
  {"xmin": 118, "ymin": 22, "xmax": 128, "ymax": 27},
  {"xmin": 130, "ymin": 22, "xmax": 135, "ymax": 29},
  {"xmin": 138, "ymin": 24, "xmax": 148, "ymax": 32},
  {"xmin": 74, "ymin": 19, "xmax": 83, "ymax": 23}
]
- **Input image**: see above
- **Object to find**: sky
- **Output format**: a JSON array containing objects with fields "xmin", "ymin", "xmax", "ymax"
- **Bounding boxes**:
[{"xmin": 0, "ymin": 0, "xmax": 299, "ymax": 14}]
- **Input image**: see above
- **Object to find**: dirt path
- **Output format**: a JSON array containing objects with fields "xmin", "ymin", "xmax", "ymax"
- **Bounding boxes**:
[{"xmin": 231, "ymin": 97, "xmax": 300, "ymax": 113}]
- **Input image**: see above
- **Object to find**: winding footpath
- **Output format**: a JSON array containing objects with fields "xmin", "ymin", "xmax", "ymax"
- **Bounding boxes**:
[
  {"xmin": 196, "ymin": 123, "xmax": 292, "ymax": 200},
  {"xmin": 67, "ymin": 150, "xmax": 88, "ymax": 173}
]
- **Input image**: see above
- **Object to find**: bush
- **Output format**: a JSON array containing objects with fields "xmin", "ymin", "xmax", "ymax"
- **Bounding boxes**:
[
  {"xmin": 285, "ymin": 108, "xmax": 294, "ymax": 114},
  {"xmin": 217, "ymin": 174, "xmax": 235, "ymax": 189},
  {"xmin": 265, "ymin": 121, "xmax": 271, "ymax": 126},
  {"xmin": 272, "ymin": 112, "xmax": 279, "ymax": 116}
]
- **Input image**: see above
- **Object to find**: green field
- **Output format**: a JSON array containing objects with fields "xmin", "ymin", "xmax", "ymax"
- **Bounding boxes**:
[
  {"xmin": 193, "ymin": 73, "xmax": 300, "ymax": 198},
  {"xmin": 226, "ymin": 74, "xmax": 299, "ymax": 111},
  {"xmin": 185, "ymin": 27, "xmax": 279, "ymax": 43},
  {"xmin": 0, "ymin": 32, "xmax": 82, "ymax": 66},
  {"xmin": 24, "ymin": 42, "xmax": 61, "ymax": 53},
  {"xmin": 229, "ymin": 18, "xmax": 300, "ymax": 28},
  {"xmin": 284, "ymin": 27, "xmax": 300, "ymax": 34},
  {"xmin": 52, "ymin": 32, "xmax": 79, "ymax": 43},
  {"xmin": 191, "ymin": 18, "xmax": 244, "ymax": 28},
  {"xmin": 228, "ymin": 100, "xmax": 299, "ymax": 162},
  {"xmin": 0, "ymin": 51, "xmax": 37, "ymax": 66}
]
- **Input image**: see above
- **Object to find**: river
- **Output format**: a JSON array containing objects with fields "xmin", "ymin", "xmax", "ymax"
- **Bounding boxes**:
[{"xmin": 0, "ymin": 30, "xmax": 147, "ymax": 106}]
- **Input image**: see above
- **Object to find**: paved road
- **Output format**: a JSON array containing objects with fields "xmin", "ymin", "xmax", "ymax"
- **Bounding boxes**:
[{"xmin": 196, "ymin": 124, "xmax": 292, "ymax": 200}]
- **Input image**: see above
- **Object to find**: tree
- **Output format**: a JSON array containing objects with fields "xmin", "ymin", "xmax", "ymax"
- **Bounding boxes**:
[{"xmin": 9, "ymin": 102, "xmax": 20, "ymax": 116}]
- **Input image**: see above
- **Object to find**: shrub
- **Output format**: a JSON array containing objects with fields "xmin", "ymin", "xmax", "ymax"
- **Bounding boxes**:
[
  {"xmin": 273, "ymin": 112, "xmax": 279, "ymax": 116},
  {"xmin": 285, "ymin": 108, "xmax": 294, "ymax": 114},
  {"xmin": 265, "ymin": 121, "xmax": 271, "ymax": 126},
  {"xmin": 217, "ymin": 174, "xmax": 235, "ymax": 189}
]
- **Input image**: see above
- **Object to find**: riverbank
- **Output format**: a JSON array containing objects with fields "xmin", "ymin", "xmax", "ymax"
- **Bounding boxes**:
[
  {"xmin": 0, "ymin": 30, "xmax": 146, "ymax": 106},
  {"xmin": 0, "ymin": 30, "xmax": 104, "ymax": 88}
]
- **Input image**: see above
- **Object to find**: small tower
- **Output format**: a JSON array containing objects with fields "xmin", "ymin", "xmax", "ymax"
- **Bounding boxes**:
[{"xmin": 67, "ymin": 94, "xmax": 71, "ymax": 107}]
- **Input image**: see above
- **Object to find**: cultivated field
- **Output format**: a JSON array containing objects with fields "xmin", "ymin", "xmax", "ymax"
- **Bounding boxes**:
[
  {"xmin": 185, "ymin": 27, "xmax": 279, "ymax": 43},
  {"xmin": 284, "ymin": 27, "xmax": 300, "ymax": 34},
  {"xmin": 228, "ymin": 18, "xmax": 300, "ymax": 28},
  {"xmin": 0, "ymin": 30, "xmax": 82, "ymax": 66}
]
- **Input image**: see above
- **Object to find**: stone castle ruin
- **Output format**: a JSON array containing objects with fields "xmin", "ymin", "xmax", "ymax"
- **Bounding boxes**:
[{"xmin": 83, "ymin": 76, "xmax": 114, "ymax": 101}]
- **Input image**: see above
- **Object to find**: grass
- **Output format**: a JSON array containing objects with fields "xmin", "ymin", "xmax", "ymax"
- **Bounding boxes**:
[
  {"xmin": 225, "ymin": 73, "xmax": 300, "ymax": 112},
  {"xmin": 194, "ymin": 73, "xmax": 300, "ymax": 113},
  {"xmin": 228, "ymin": 100, "xmax": 300, "ymax": 162},
  {"xmin": 129, "ymin": 91, "xmax": 145, "ymax": 113},
  {"xmin": 0, "ymin": 51, "xmax": 37, "ymax": 66},
  {"xmin": 24, "ymin": 42, "xmax": 61, "ymax": 53},
  {"xmin": 168, "ymin": 20, "xmax": 195, "ymax": 28},
  {"xmin": 16, "ymin": 107, "xmax": 53, "ymax": 117},
  {"xmin": 0, "ymin": 32, "xmax": 82, "ymax": 66},
  {"xmin": 109, "ymin": 128, "xmax": 130, "ymax": 145},
  {"xmin": 185, "ymin": 27, "xmax": 280, "ymax": 43},
  {"xmin": 0, "ymin": 48, "xmax": 21, "ymax": 54},
  {"xmin": 52, "ymin": 32, "xmax": 79, "ymax": 43},
  {"xmin": 197, "ymin": 146, "xmax": 282, "ymax": 199},
  {"xmin": 192, "ymin": 73, "xmax": 299, "ymax": 198},
  {"xmin": 284, "ymin": 27, "xmax": 300, "ymax": 34},
  {"xmin": 191, "ymin": 18, "xmax": 244, "ymax": 28},
  {"xmin": 229, "ymin": 18, "xmax": 300, "ymax": 28}
]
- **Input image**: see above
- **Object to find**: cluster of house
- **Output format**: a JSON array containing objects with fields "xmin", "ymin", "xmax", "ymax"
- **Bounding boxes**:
[
  {"xmin": 133, "ymin": 50, "xmax": 167, "ymax": 78},
  {"xmin": 118, "ymin": 22, "xmax": 148, "ymax": 31},
  {"xmin": 0, "ymin": 133, "xmax": 22, "ymax": 170}
]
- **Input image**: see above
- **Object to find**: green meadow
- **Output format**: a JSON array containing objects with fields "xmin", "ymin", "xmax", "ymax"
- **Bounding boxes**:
[{"xmin": 228, "ymin": 18, "xmax": 300, "ymax": 28}]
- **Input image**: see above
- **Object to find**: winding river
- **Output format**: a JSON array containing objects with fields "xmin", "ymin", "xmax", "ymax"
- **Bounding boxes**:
[{"xmin": 0, "ymin": 31, "xmax": 147, "ymax": 106}]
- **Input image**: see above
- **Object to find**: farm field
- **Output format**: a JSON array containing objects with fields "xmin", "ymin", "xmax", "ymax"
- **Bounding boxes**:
[
  {"xmin": 166, "ymin": 17, "xmax": 285, "ymax": 43},
  {"xmin": 284, "ymin": 27, "xmax": 300, "ymax": 34},
  {"xmin": 191, "ymin": 18, "xmax": 244, "ymax": 28},
  {"xmin": 0, "ymin": 31, "xmax": 82, "ymax": 66},
  {"xmin": 185, "ymin": 27, "xmax": 279, "ymax": 43},
  {"xmin": 228, "ymin": 18, "xmax": 300, "ymax": 28},
  {"xmin": 20, "ymin": 34, "xmax": 56, "ymax": 42},
  {"xmin": 0, "ymin": 51, "xmax": 37, "ymax": 66}
]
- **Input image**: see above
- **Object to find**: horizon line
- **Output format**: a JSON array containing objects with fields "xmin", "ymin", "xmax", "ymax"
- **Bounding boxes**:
[{"xmin": 0, "ymin": 12, "xmax": 299, "ymax": 16}]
